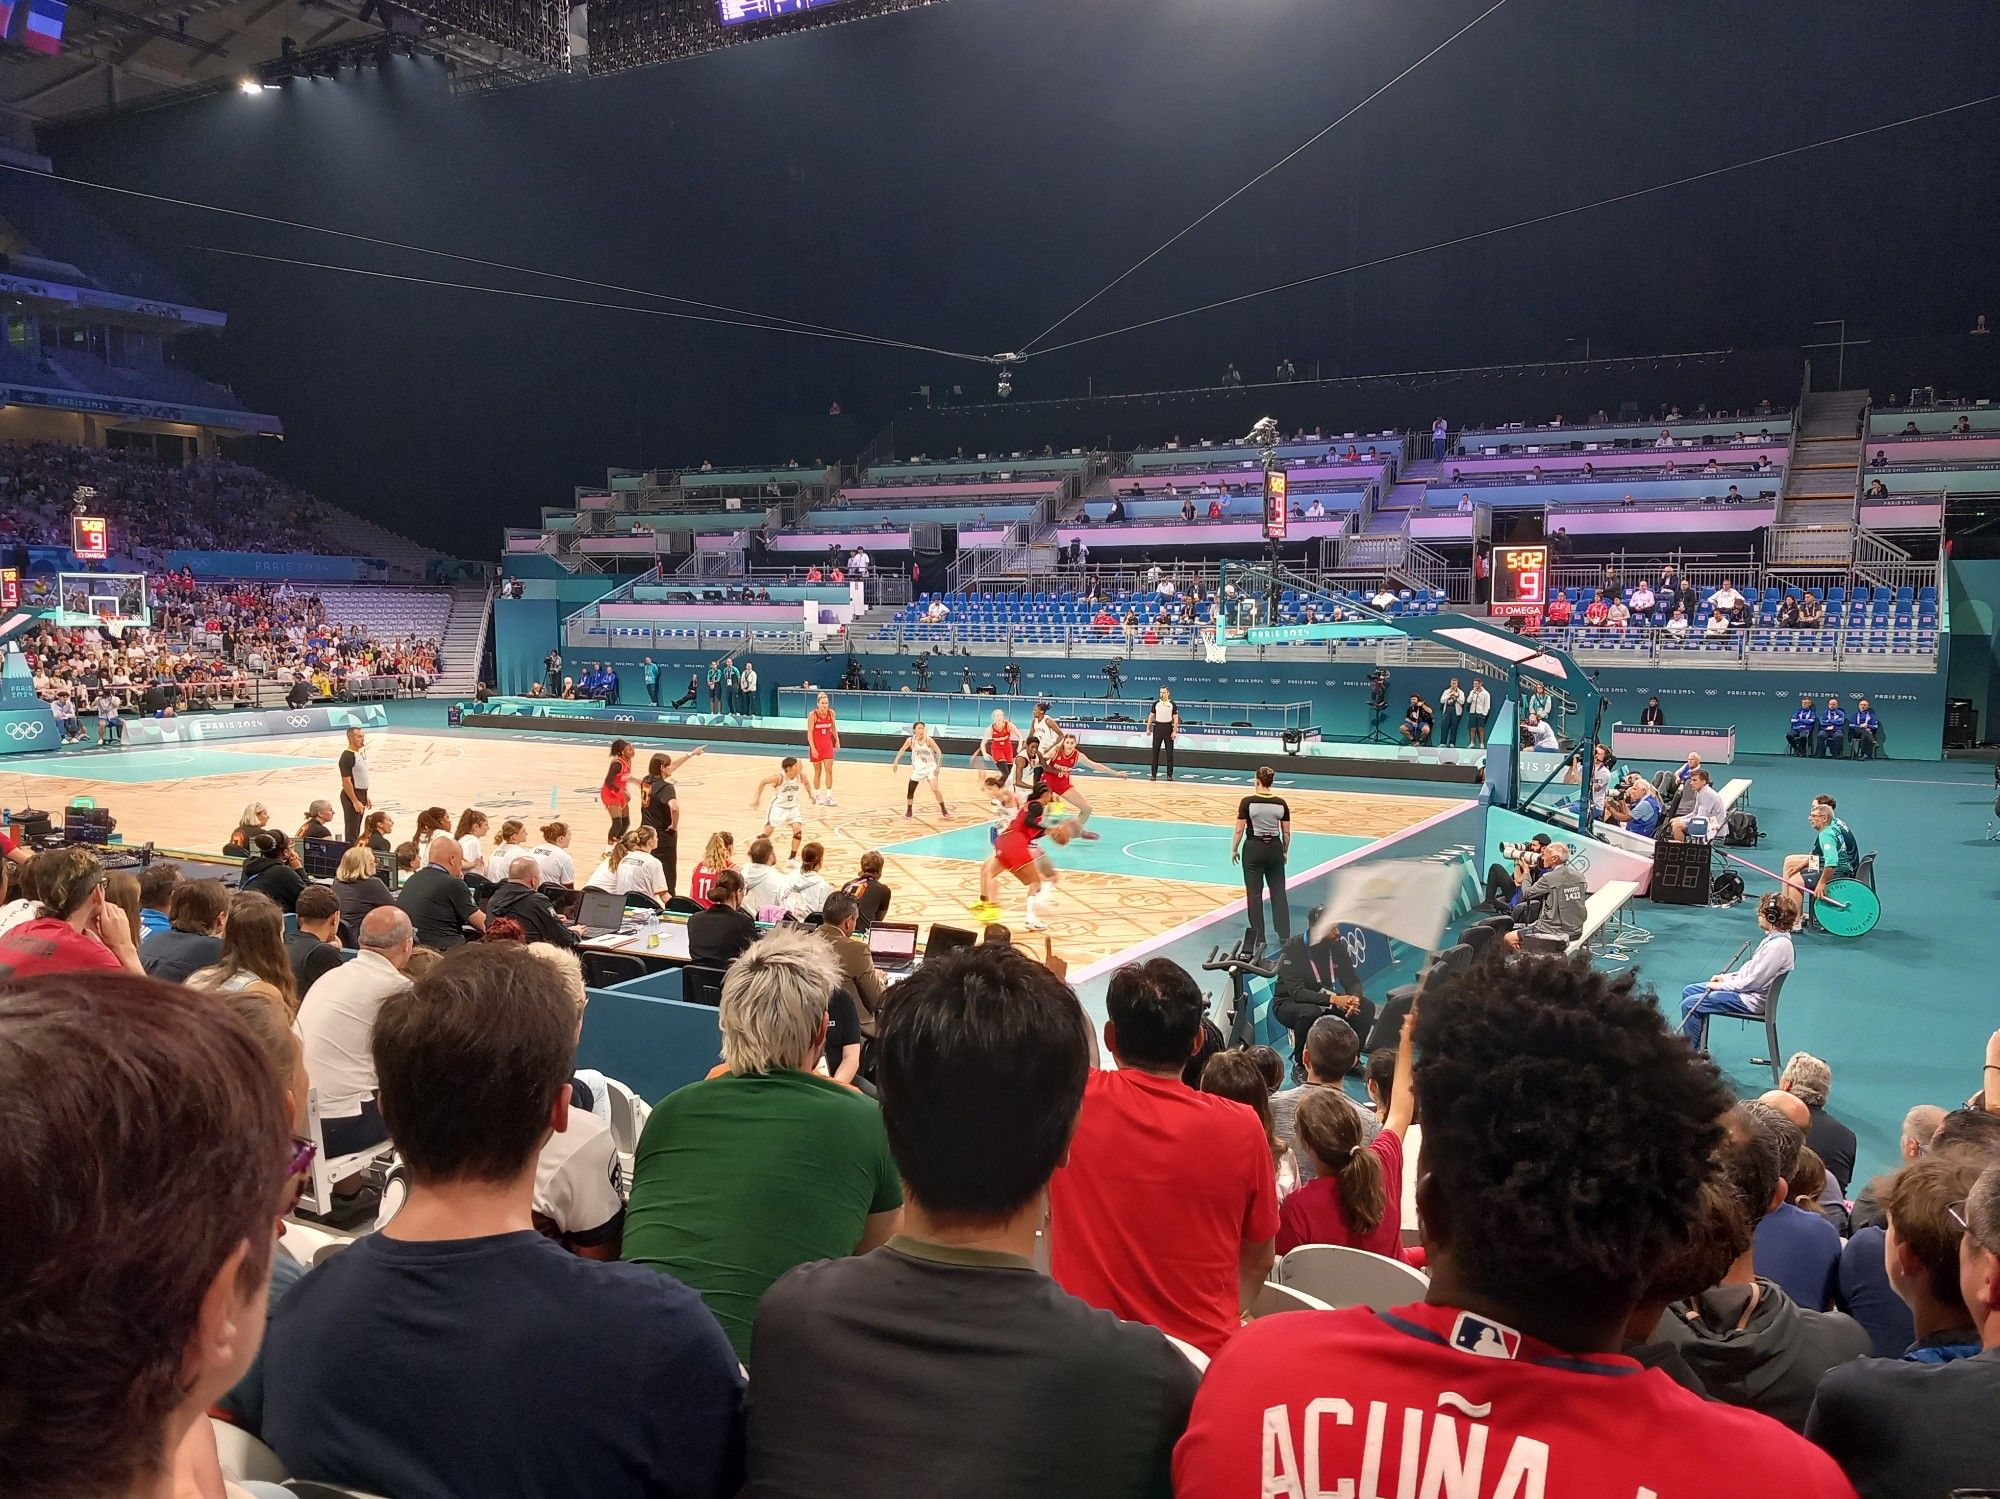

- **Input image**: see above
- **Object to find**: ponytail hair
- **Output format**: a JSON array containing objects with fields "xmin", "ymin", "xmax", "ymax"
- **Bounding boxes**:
[{"xmin": 1296, "ymin": 1088, "xmax": 1386, "ymax": 1236}]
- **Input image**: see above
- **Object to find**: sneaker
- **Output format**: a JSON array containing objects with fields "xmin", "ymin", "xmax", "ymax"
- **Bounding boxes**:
[
  {"xmin": 1024, "ymin": 915, "xmax": 1050, "ymax": 932},
  {"xmin": 939, "ymin": 805, "xmax": 950, "ymax": 818},
  {"xmin": 1079, "ymin": 829, "xmax": 1101, "ymax": 841},
  {"xmin": 904, "ymin": 805, "xmax": 914, "ymax": 819}
]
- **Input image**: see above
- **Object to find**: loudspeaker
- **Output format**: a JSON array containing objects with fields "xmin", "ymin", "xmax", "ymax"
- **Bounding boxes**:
[{"xmin": 1650, "ymin": 839, "xmax": 1712, "ymax": 905}]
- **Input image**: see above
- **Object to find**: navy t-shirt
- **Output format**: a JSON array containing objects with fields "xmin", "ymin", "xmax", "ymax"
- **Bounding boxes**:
[
  {"xmin": 1754, "ymin": 1202, "xmax": 1842, "ymax": 1312},
  {"xmin": 262, "ymin": 1229, "xmax": 744, "ymax": 1499}
]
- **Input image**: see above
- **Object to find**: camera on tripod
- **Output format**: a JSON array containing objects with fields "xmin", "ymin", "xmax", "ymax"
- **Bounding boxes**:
[{"xmin": 1367, "ymin": 667, "xmax": 1389, "ymax": 712}]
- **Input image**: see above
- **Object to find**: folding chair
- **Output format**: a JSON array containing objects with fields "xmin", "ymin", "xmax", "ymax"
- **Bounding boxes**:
[{"xmin": 1275, "ymin": 1244, "xmax": 1430, "ymax": 1312}]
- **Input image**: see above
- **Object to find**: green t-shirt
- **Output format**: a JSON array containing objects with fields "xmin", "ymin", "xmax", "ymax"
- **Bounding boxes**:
[
  {"xmin": 1814, "ymin": 816, "xmax": 1857, "ymax": 875},
  {"xmin": 622, "ymin": 1068, "xmax": 902, "ymax": 1363}
]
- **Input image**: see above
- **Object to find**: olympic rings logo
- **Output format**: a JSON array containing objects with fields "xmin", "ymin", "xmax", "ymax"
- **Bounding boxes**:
[
  {"xmin": 287, "ymin": 715, "xmax": 313, "ymax": 728},
  {"xmin": 6, "ymin": 720, "xmax": 47, "ymax": 740}
]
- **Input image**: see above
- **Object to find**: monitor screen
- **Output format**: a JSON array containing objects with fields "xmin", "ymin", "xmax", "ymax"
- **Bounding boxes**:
[
  {"xmin": 866, "ymin": 922, "xmax": 919, "ymax": 964},
  {"xmin": 924, "ymin": 923, "xmax": 976, "ymax": 959},
  {"xmin": 63, "ymin": 806, "xmax": 114, "ymax": 846},
  {"xmin": 718, "ymin": 0, "xmax": 852, "ymax": 25},
  {"xmin": 300, "ymin": 838, "xmax": 350, "ymax": 879}
]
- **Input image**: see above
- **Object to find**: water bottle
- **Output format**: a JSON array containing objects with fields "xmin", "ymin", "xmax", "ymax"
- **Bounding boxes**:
[{"xmin": 645, "ymin": 914, "xmax": 661, "ymax": 951}]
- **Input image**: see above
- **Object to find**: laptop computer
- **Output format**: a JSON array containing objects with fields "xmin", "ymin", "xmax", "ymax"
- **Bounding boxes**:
[
  {"xmin": 924, "ymin": 923, "xmax": 977, "ymax": 960},
  {"xmin": 866, "ymin": 921, "xmax": 920, "ymax": 973},
  {"xmin": 575, "ymin": 888, "xmax": 628, "ymax": 938}
]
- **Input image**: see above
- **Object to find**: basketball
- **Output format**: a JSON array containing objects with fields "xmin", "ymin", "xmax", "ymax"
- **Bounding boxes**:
[{"xmin": 1050, "ymin": 821, "xmax": 1077, "ymax": 845}]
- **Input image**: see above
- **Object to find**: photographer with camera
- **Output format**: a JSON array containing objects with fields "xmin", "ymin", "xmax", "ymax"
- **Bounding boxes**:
[
  {"xmin": 1482, "ymin": 833, "xmax": 1552, "ymax": 915},
  {"xmin": 1399, "ymin": 693, "xmax": 1435, "ymax": 746}
]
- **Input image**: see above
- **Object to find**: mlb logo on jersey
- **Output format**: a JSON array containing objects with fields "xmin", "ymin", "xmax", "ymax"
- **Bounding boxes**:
[{"xmin": 1449, "ymin": 1313, "xmax": 1522, "ymax": 1360}]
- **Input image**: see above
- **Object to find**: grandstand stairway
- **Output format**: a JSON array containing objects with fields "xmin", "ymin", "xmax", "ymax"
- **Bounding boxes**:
[
  {"xmin": 434, "ymin": 586, "xmax": 492, "ymax": 698},
  {"xmin": 1366, "ymin": 458, "xmax": 1437, "ymax": 535},
  {"xmin": 1777, "ymin": 389, "xmax": 1868, "ymax": 533}
]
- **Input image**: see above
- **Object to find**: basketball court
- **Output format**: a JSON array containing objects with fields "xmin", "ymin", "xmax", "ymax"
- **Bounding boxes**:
[{"xmin": 0, "ymin": 724, "xmax": 1466, "ymax": 966}]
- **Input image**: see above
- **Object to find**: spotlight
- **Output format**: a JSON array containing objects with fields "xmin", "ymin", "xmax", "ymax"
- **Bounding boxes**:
[{"xmin": 239, "ymin": 76, "xmax": 262, "ymax": 93}]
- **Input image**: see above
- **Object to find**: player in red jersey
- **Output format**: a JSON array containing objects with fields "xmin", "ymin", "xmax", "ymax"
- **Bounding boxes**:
[
  {"xmin": 1042, "ymin": 731, "xmax": 1127, "ymax": 840},
  {"xmin": 976, "ymin": 778, "xmax": 1062, "ymax": 929},
  {"xmin": 804, "ymin": 691, "xmax": 840, "ymax": 805},
  {"xmin": 973, "ymin": 708, "xmax": 1018, "ymax": 775},
  {"xmin": 1173, "ymin": 959, "xmax": 1858, "ymax": 1499}
]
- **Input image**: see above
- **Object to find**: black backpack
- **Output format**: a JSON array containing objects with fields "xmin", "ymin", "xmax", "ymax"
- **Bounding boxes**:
[{"xmin": 1724, "ymin": 810, "xmax": 1760, "ymax": 847}]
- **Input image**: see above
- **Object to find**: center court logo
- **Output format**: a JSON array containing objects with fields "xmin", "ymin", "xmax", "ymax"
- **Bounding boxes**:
[{"xmin": 5, "ymin": 720, "xmax": 46, "ymax": 740}]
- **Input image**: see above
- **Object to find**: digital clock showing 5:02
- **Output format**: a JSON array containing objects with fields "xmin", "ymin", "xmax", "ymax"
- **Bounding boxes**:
[{"xmin": 1498, "ymin": 545, "xmax": 1548, "ymax": 605}]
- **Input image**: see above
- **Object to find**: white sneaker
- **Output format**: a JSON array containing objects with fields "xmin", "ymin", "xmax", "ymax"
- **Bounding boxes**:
[
  {"xmin": 1024, "ymin": 915, "xmax": 1050, "ymax": 932},
  {"xmin": 822, "ymin": 792, "xmax": 838, "ymax": 806}
]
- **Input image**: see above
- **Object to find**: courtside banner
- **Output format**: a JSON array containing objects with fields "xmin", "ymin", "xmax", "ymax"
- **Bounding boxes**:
[{"xmin": 119, "ymin": 702, "xmax": 387, "ymax": 747}]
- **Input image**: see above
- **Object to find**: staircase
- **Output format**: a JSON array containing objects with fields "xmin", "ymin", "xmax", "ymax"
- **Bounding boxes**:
[
  {"xmin": 1777, "ymin": 389, "xmax": 1868, "ymax": 536},
  {"xmin": 310, "ymin": 502, "xmax": 445, "ymax": 583},
  {"xmin": 1367, "ymin": 457, "xmax": 1437, "ymax": 535},
  {"xmin": 432, "ymin": 586, "xmax": 491, "ymax": 699}
]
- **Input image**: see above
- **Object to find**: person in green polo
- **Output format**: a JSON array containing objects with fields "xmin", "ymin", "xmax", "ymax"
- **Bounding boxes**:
[{"xmin": 622, "ymin": 927, "xmax": 902, "ymax": 1363}]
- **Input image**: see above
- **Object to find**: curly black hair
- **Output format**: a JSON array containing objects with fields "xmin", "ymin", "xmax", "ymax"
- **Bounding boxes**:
[{"xmin": 1414, "ymin": 952, "xmax": 1732, "ymax": 1327}]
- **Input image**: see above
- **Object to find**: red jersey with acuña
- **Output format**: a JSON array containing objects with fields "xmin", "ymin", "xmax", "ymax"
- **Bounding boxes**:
[{"xmin": 1173, "ymin": 1302, "xmax": 1858, "ymax": 1499}]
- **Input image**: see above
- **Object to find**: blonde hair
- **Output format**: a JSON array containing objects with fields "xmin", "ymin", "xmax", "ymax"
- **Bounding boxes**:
[
  {"xmin": 700, "ymin": 830, "xmax": 734, "ymax": 871},
  {"xmin": 495, "ymin": 819, "xmax": 527, "ymax": 846},
  {"xmin": 1296, "ymin": 1088, "xmax": 1386, "ymax": 1235},
  {"xmin": 336, "ymin": 845, "xmax": 378, "ymax": 881},
  {"xmin": 718, "ymin": 927, "xmax": 839, "ymax": 1076},
  {"xmin": 525, "ymin": 943, "xmax": 588, "ymax": 1026}
]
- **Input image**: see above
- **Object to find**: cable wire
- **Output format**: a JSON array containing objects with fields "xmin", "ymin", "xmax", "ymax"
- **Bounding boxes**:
[
  {"xmin": 193, "ymin": 244, "xmax": 993, "ymax": 359},
  {"xmin": 1014, "ymin": 0, "xmax": 1512, "ymax": 356},
  {"xmin": 0, "ymin": 158, "xmax": 984, "ymax": 362},
  {"xmin": 1022, "ymin": 90, "xmax": 2000, "ymax": 361}
]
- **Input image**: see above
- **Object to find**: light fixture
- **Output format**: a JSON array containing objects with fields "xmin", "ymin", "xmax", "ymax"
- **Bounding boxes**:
[{"xmin": 238, "ymin": 76, "xmax": 266, "ymax": 93}]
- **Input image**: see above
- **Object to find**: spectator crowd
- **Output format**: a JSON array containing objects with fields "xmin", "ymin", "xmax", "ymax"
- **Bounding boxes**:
[{"xmin": 1, "ymin": 786, "xmax": 1995, "ymax": 1499}]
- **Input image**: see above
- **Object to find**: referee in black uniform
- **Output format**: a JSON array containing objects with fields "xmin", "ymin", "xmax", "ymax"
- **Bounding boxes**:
[
  {"xmin": 1148, "ymin": 687, "xmax": 1181, "ymax": 781},
  {"xmin": 1231, "ymin": 765, "xmax": 1292, "ymax": 953}
]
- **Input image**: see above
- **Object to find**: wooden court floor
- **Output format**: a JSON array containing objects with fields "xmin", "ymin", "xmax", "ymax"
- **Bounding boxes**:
[{"xmin": 0, "ymin": 730, "xmax": 1458, "ymax": 967}]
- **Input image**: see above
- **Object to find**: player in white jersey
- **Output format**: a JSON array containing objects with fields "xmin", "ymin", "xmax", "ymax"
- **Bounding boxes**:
[
  {"xmin": 749, "ymin": 754, "xmax": 809, "ymax": 859},
  {"xmin": 890, "ymin": 719, "xmax": 950, "ymax": 819}
]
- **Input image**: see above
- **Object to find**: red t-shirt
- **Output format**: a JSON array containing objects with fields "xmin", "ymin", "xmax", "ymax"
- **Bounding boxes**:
[
  {"xmin": 0, "ymin": 917, "xmax": 123, "ymax": 979},
  {"xmin": 1050, "ymin": 1067, "xmax": 1280, "ymax": 1356},
  {"xmin": 1277, "ymin": 1130, "xmax": 1407, "ymax": 1260},
  {"xmin": 1174, "ymin": 1302, "xmax": 1858, "ymax": 1499}
]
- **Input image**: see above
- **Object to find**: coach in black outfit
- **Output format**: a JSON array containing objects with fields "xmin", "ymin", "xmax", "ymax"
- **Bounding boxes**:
[
  {"xmin": 1230, "ymin": 765, "xmax": 1291, "ymax": 952},
  {"xmin": 1148, "ymin": 687, "xmax": 1181, "ymax": 781}
]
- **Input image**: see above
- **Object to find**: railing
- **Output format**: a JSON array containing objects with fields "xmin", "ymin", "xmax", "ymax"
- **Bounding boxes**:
[
  {"xmin": 1539, "ymin": 618, "xmax": 1937, "ymax": 668},
  {"xmin": 563, "ymin": 620, "xmax": 818, "ymax": 653},
  {"xmin": 1402, "ymin": 537, "xmax": 1449, "ymax": 596},
  {"xmin": 1550, "ymin": 554, "xmax": 1757, "ymax": 595}
]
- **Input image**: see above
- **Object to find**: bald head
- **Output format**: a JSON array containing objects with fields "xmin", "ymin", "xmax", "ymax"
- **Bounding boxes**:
[
  {"xmin": 427, "ymin": 832, "xmax": 462, "ymax": 873},
  {"xmin": 359, "ymin": 906, "xmax": 415, "ymax": 968},
  {"xmin": 508, "ymin": 856, "xmax": 542, "ymax": 886},
  {"xmin": 1758, "ymin": 1089, "xmax": 1811, "ymax": 1132}
]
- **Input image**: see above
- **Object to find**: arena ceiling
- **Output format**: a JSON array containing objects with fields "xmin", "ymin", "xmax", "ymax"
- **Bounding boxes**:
[{"xmin": 0, "ymin": 0, "xmax": 947, "ymax": 133}]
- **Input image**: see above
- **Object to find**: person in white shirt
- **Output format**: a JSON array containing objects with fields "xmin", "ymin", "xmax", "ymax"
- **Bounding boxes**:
[
  {"xmin": 1709, "ymin": 582, "xmax": 1744, "ymax": 614},
  {"xmin": 1629, "ymin": 582, "xmax": 1656, "ymax": 614},
  {"xmin": 1465, "ymin": 680, "xmax": 1492, "ymax": 748},
  {"xmin": 1437, "ymin": 679, "xmax": 1467, "ymax": 747},
  {"xmin": 738, "ymin": 836, "xmax": 787, "ymax": 914},
  {"xmin": 1523, "ymin": 712, "xmax": 1560, "ymax": 751},
  {"xmin": 527, "ymin": 821, "xmax": 576, "ymax": 887},
  {"xmin": 738, "ymin": 660, "xmax": 759, "ymax": 716},
  {"xmin": 613, "ymin": 827, "xmax": 670, "ymax": 900},
  {"xmin": 1676, "ymin": 892, "xmax": 1797, "ymax": 1051},
  {"xmin": 1703, "ymin": 609, "xmax": 1732, "ymax": 639},
  {"xmin": 1607, "ymin": 598, "xmax": 1631, "ymax": 630},
  {"xmin": 1370, "ymin": 585, "xmax": 1398, "ymax": 609},
  {"xmin": 485, "ymin": 820, "xmax": 532, "ymax": 884},
  {"xmin": 296, "ymin": 906, "xmax": 415, "ymax": 1157},
  {"xmin": 779, "ymin": 841, "xmax": 835, "ymax": 919},
  {"xmin": 1666, "ymin": 606, "xmax": 1691, "ymax": 640},
  {"xmin": 1668, "ymin": 767, "xmax": 1729, "ymax": 842},
  {"xmin": 848, "ymin": 547, "xmax": 871, "ymax": 579},
  {"xmin": 1305, "ymin": 497, "xmax": 1325, "ymax": 518},
  {"xmin": 581, "ymin": 833, "xmax": 634, "ymax": 893},
  {"xmin": 454, "ymin": 810, "xmax": 490, "ymax": 873},
  {"xmin": 1654, "ymin": 429, "xmax": 1676, "ymax": 448}
]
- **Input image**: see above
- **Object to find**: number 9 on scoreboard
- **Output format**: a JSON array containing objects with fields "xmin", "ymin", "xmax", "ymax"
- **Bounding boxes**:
[{"xmin": 1500, "ymin": 545, "xmax": 1548, "ymax": 607}]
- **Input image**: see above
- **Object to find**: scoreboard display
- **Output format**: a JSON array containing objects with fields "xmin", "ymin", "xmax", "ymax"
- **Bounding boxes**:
[
  {"xmin": 1491, "ymin": 544, "xmax": 1548, "ymax": 623},
  {"xmin": 0, "ymin": 566, "xmax": 17, "ymax": 609},
  {"xmin": 1263, "ymin": 469, "xmax": 1288, "ymax": 542},
  {"xmin": 71, "ymin": 514, "xmax": 108, "ymax": 561}
]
